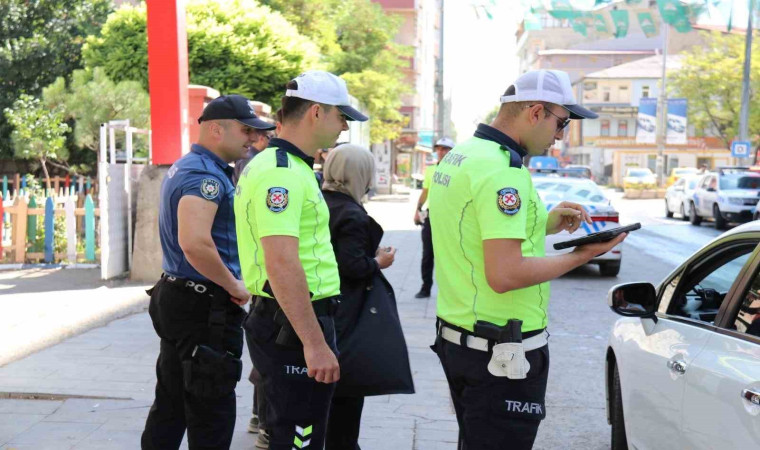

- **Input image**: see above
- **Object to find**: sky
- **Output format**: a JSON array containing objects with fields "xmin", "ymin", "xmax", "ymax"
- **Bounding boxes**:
[
  {"xmin": 443, "ymin": 0, "xmax": 519, "ymax": 140},
  {"xmin": 442, "ymin": 0, "xmax": 755, "ymax": 140}
]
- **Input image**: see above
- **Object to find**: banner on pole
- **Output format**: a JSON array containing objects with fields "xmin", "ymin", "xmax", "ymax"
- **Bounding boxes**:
[
  {"xmin": 636, "ymin": 98, "xmax": 657, "ymax": 144},
  {"xmin": 666, "ymin": 98, "xmax": 688, "ymax": 145}
]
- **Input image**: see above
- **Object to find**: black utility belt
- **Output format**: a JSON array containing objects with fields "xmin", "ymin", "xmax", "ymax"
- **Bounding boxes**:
[
  {"xmin": 253, "ymin": 295, "xmax": 340, "ymax": 317},
  {"xmin": 161, "ymin": 274, "xmax": 228, "ymax": 298}
]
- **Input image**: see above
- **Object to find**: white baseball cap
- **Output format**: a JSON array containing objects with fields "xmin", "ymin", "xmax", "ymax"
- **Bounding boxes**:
[
  {"xmin": 435, "ymin": 137, "xmax": 456, "ymax": 148},
  {"xmin": 499, "ymin": 70, "xmax": 597, "ymax": 119},
  {"xmin": 285, "ymin": 70, "xmax": 369, "ymax": 122}
]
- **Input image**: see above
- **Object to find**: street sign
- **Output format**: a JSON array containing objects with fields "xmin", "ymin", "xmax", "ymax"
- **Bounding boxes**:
[{"xmin": 731, "ymin": 141, "xmax": 752, "ymax": 158}]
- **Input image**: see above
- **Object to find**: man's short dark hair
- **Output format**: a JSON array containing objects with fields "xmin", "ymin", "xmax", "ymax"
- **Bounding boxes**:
[{"xmin": 280, "ymin": 80, "xmax": 333, "ymax": 123}]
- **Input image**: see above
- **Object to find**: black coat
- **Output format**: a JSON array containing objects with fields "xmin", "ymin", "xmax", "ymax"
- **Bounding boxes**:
[{"xmin": 323, "ymin": 190, "xmax": 414, "ymax": 397}]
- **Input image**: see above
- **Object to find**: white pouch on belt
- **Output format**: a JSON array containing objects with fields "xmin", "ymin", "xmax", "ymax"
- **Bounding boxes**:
[{"xmin": 488, "ymin": 342, "xmax": 530, "ymax": 379}]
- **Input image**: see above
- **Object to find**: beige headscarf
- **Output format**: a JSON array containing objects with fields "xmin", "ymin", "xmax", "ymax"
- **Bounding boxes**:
[{"xmin": 322, "ymin": 144, "xmax": 376, "ymax": 204}]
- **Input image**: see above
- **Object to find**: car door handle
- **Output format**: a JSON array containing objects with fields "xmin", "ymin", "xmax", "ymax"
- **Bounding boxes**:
[
  {"xmin": 667, "ymin": 360, "xmax": 687, "ymax": 375},
  {"xmin": 741, "ymin": 389, "xmax": 760, "ymax": 406}
]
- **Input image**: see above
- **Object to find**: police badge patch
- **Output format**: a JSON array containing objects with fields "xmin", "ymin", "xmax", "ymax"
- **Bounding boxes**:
[
  {"xmin": 266, "ymin": 187, "xmax": 289, "ymax": 213},
  {"xmin": 497, "ymin": 187, "xmax": 521, "ymax": 215},
  {"xmin": 200, "ymin": 178, "xmax": 220, "ymax": 200}
]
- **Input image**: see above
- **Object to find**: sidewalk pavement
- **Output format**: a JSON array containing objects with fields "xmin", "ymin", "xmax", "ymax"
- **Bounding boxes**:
[{"xmin": 0, "ymin": 190, "xmax": 464, "ymax": 449}]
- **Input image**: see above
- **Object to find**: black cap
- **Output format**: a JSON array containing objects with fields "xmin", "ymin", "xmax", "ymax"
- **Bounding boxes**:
[{"xmin": 198, "ymin": 94, "xmax": 276, "ymax": 130}]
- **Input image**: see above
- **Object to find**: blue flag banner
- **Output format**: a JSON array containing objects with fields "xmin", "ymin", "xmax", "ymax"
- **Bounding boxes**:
[
  {"xmin": 636, "ymin": 98, "xmax": 658, "ymax": 144},
  {"xmin": 666, "ymin": 98, "xmax": 688, "ymax": 145}
]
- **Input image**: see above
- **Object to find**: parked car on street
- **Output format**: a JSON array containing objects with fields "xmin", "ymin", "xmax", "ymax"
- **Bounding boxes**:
[
  {"xmin": 605, "ymin": 221, "xmax": 760, "ymax": 450},
  {"xmin": 534, "ymin": 177, "xmax": 622, "ymax": 276},
  {"xmin": 564, "ymin": 164, "xmax": 594, "ymax": 180},
  {"xmin": 623, "ymin": 167, "xmax": 656, "ymax": 189},
  {"xmin": 665, "ymin": 174, "xmax": 701, "ymax": 220},
  {"xmin": 689, "ymin": 168, "xmax": 760, "ymax": 229},
  {"xmin": 665, "ymin": 166, "xmax": 699, "ymax": 187}
]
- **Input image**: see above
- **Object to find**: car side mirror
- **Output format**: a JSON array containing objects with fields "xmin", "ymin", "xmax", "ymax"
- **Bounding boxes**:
[{"xmin": 608, "ymin": 282, "xmax": 658, "ymax": 319}]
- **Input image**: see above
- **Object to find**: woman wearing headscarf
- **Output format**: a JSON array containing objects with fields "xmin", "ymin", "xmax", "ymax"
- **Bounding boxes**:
[{"xmin": 322, "ymin": 144, "xmax": 414, "ymax": 450}]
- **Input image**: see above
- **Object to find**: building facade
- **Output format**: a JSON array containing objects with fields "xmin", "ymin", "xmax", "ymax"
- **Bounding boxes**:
[{"xmin": 374, "ymin": 0, "xmax": 443, "ymax": 185}]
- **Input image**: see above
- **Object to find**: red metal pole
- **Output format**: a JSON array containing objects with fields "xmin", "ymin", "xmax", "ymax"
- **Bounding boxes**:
[{"xmin": 146, "ymin": 0, "xmax": 190, "ymax": 165}]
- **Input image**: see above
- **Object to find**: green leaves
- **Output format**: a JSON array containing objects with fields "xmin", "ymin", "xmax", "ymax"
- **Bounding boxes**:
[
  {"xmin": 669, "ymin": 32, "xmax": 760, "ymax": 149},
  {"xmin": 82, "ymin": 0, "xmax": 318, "ymax": 107},
  {"xmin": 4, "ymin": 94, "xmax": 70, "ymax": 174},
  {"xmin": 0, "ymin": 0, "xmax": 112, "ymax": 158}
]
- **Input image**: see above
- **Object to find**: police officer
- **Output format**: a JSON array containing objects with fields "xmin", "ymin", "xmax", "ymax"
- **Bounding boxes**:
[
  {"xmin": 413, "ymin": 137, "xmax": 455, "ymax": 298},
  {"xmin": 234, "ymin": 70, "xmax": 368, "ymax": 450},
  {"xmin": 427, "ymin": 70, "xmax": 627, "ymax": 449},
  {"xmin": 141, "ymin": 94, "xmax": 275, "ymax": 450}
]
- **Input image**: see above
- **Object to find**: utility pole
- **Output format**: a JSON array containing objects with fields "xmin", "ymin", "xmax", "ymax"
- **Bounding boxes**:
[
  {"xmin": 655, "ymin": 23, "xmax": 669, "ymax": 186},
  {"xmin": 436, "ymin": 0, "xmax": 445, "ymax": 140},
  {"xmin": 739, "ymin": 0, "xmax": 754, "ymax": 165}
]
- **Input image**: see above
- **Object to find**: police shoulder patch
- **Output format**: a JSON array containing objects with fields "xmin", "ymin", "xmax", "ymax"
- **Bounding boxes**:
[
  {"xmin": 497, "ymin": 187, "xmax": 521, "ymax": 215},
  {"xmin": 266, "ymin": 187, "xmax": 289, "ymax": 213},
  {"xmin": 200, "ymin": 178, "xmax": 221, "ymax": 200}
]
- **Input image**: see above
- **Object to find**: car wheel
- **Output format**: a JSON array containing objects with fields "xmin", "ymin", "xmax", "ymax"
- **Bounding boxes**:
[
  {"xmin": 689, "ymin": 202, "xmax": 702, "ymax": 225},
  {"xmin": 713, "ymin": 204, "xmax": 727, "ymax": 230},
  {"xmin": 611, "ymin": 365, "xmax": 628, "ymax": 450},
  {"xmin": 680, "ymin": 203, "xmax": 688, "ymax": 221},
  {"xmin": 599, "ymin": 262, "xmax": 621, "ymax": 277},
  {"xmin": 665, "ymin": 200, "xmax": 673, "ymax": 218}
]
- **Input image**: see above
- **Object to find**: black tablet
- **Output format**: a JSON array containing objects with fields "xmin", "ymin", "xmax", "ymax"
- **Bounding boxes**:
[{"xmin": 553, "ymin": 223, "xmax": 640, "ymax": 250}]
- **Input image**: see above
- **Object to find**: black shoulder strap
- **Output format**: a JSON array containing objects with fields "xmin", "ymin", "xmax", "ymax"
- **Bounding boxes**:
[
  {"xmin": 275, "ymin": 148, "xmax": 289, "ymax": 168},
  {"xmin": 500, "ymin": 145, "xmax": 524, "ymax": 169}
]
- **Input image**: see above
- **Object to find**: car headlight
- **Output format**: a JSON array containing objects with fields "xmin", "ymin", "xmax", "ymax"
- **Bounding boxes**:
[{"xmin": 729, "ymin": 197, "xmax": 745, "ymax": 205}]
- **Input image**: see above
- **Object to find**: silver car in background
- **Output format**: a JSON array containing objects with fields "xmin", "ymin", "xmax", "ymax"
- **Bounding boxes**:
[
  {"xmin": 534, "ymin": 177, "xmax": 622, "ymax": 276},
  {"xmin": 665, "ymin": 174, "xmax": 702, "ymax": 220}
]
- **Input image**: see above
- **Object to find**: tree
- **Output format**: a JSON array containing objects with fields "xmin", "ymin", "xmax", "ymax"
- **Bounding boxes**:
[
  {"xmin": 82, "ymin": 0, "xmax": 319, "ymax": 106},
  {"xmin": 261, "ymin": 0, "xmax": 412, "ymax": 143},
  {"xmin": 669, "ymin": 31, "xmax": 760, "ymax": 150},
  {"xmin": 43, "ymin": 67, "xmax": 150, "ymax": 159},
  {"xmin": 0, "ymin": 0, "xmax": 111, "ymax": 158},
  {"xmin": 4, "ymin": 95, "xmax": 70, "ymax": 189}
]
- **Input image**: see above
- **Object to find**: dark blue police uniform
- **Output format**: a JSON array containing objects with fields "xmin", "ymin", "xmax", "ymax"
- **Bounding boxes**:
[{"xmin": 141, "ymin": 144, "xmax": 246, "ymax": 450}]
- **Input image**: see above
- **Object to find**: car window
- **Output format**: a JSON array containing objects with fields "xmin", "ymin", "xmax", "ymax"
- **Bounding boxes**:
[
  {"xmin": 731, "ymin": 270, "xmax": 760, "ymax": 338},
  {"xmin": 660, "ymin": 242, "xmax": 756, "ymax": 325},
  {"xmin": 628, "ymin": 169, "xmax": 651, "ymax": 177},
  {"xmin": 687, "ymin": 178, "xmax": 698, "ymax": 190},
  {"xmin": 719, "ymin": 174, "xmax": 760, "ymax": 190},
  {"xmin": 674, "ymin": 178, "xmax": 685, "ymax": 188}
]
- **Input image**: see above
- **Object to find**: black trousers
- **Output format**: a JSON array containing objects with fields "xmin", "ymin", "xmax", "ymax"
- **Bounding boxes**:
[
  {"xmin": 326, "ymin": 396, "xmax": 365, "ymax": 450},
  {"xmin": 141, "ymin": 278, "xmax": 245, "ymax": 450},
  {"xmin": 421, "ymin": 216, "xmax": 434, "ymax": 289},
  {"xmin": 433, "ymin": 336, "xmax": 550, "ymax": 450},
  {"xmin": 245, "ymin": 322, "xmax": 268, "ymax": 429},
  {"xmin": 244, "ymin": 304, "xmax": 337, "ymax": 450}
]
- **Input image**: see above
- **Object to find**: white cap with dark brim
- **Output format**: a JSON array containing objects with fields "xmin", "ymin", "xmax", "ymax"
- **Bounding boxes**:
[
  {"xmin": 285, "ymin": 70, "xmax": 369, "ymax": 122},
  {"xmin": 499, "ymin": 70, "xmax": 598, "ymax": 120}
]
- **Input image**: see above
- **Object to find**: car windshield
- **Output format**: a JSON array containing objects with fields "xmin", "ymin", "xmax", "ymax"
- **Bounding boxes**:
[
  {"xmin": 535, "ymin": 181, "xmax": 608, "ymax": 204},
  {"xmin": 675, "ymin": 168, "xmax": 697, "ymax": 175},
  {"xmin": 719, "ymin": 174, "xmax": 760, "ymax": 190},
  {"xmin": 627, "ymin": 169, "xmax": 652, "ymax": 177},
  {"xmin": 687, "ymin": 178, "xmax": 699, "ymax": 189}
]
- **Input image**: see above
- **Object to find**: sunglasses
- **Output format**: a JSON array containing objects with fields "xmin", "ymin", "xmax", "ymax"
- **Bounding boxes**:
[{"xmin": 526, "ymin": 104, "xmax": 571, "ymax": 131}]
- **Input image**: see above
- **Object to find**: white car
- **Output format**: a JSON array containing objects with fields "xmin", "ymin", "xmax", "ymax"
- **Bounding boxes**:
[
  {"xmin": 605, "ymin": 221, "xmax": 760, "ymax": 450},
  {"xmin": 664, "ymin": 174, "xmax": 701, "ymax": 220},
  {"xmin": 690, "ymin": 169, "xmax": 760, "ymax": 229},
  {"xmin": 534, "ymin": 177, "xmax": 622, "ymax": 276}
]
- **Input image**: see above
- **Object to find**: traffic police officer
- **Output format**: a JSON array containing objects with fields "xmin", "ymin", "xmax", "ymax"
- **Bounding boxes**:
[
  {"xmin": 235, "ymin": 70, "xmax": 368, "ymax": 450},
  {"xmin": 414, "ymin": 136, "xmax": 455, "ymax": 298},
  {"xmin": 141, "ymin": 94, "xmax": 275, "ymax": 450},
  {"xmin": 427, "ymin": 70, "xmax": 628, "ymax": 449}
]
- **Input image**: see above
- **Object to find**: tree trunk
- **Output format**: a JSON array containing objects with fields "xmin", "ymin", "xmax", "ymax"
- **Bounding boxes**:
[{"xmin": 40, "ymin": 157, "xmax": 51, "ymax": 193}]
